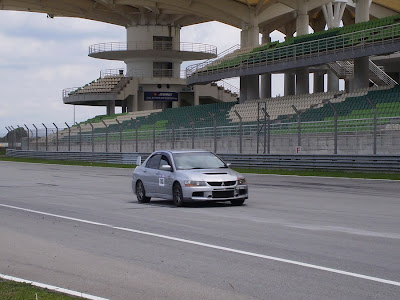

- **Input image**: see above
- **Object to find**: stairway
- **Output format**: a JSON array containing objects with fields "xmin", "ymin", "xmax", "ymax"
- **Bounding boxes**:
[{"xmin": 328, "ymin": 59, "xmax": 398, "ymax": 86}]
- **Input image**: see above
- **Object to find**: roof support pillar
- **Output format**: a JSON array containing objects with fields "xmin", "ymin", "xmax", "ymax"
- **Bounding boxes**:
[
  {"xmin": 323, "ymin": 1, "xmax": 348, "ymax": 92},
  {"xmin": 261, "ymin": 28, "xmax": 271, "ymax": 99},
  {"xmin": 296, "ymin": 2, "xmax": 310, "ymax": 95},
  {"xmin": 353, "ymin": 0, "xmax": 371, "ymax": 90},
  {"xmin": 240, "ymin": 11, "xmax": 260, "ymax": 102}
]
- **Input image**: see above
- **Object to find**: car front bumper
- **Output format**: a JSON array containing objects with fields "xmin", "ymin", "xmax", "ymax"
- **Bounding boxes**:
[{"xmin": 182, "ymin": 184, "xmax": 248, "ymax": 202}]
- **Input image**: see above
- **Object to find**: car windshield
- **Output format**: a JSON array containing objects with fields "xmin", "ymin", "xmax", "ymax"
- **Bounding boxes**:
[{"xmin": 173, "ymin": 152, "xmax": 227, "ymax": 170}]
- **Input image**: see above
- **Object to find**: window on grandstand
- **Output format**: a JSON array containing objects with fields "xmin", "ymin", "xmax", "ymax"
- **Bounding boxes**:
[
  {"xmin": 153, "ymin": 62, "xmax": 173, "ymax": 78},
  {"xmin": 153, "ymin": 36, "xmax": 173, "ymax": 51}
]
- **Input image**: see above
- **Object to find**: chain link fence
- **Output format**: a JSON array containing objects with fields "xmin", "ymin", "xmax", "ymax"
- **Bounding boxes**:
[{"xmin": 7, "ymin": 115, "xmax": 400, "ymax": 155}]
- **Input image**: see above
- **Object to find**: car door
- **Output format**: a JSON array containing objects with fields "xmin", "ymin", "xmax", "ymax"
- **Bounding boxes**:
[
  {"xmin": 143, "ymin": 154, "xmax": 161, "ymax": 195},
  {"xmin": 157, "ymin": 154, "xmax": 174, "ymax": 197}
]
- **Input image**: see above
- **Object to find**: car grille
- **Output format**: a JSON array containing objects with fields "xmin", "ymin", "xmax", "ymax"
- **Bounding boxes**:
[
  {"xmin": 212, "ymin": 190, "xmax": 235, "ymax": 198},
  {"xmin": 207, "ymin": 181, "xmax": 236, "ymax": 187}
]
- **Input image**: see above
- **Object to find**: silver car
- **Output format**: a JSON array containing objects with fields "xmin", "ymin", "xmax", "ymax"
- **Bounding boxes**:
[{"xmin": 132, "ymin": 150, "xmax": 248, "ymax": 207}]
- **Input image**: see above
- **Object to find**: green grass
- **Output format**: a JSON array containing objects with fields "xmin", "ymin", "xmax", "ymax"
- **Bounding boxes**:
[
  {"xmin": 1, "ymin": 155, "xmax": 399, "ymax": 180},
  {"xmin": 0, "ymin": 279, "xmax": 83, "ymax": 300},
  {"xmin": 234, "ymin": 167, "xmax": 400, "ymax": 180},
  {"xmin": 0, "ymin": 156, "xmax": 135, "ymax": 169}
]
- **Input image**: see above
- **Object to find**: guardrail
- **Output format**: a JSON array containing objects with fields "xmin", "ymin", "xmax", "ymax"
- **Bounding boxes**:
[{"xmin": 6, "ymin": 150, "xmax": 400, "ymax": 172}]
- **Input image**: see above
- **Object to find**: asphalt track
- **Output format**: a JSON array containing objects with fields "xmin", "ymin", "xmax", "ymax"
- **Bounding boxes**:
[{"xmin": 0, "ymin": 161, "xmax": 399, "ymax": 299}]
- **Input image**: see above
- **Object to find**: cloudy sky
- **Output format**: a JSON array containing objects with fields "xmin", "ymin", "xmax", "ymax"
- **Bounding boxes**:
[{"xmin": 0, "ymin": 10, "xmax": 286, "ymax": 138}]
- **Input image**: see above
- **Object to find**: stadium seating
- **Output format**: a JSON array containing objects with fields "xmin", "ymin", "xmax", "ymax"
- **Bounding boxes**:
[
  {"xmin": 70, "ymin": 75, "xmax": 123, "ymax": 95},
  {"xmin": 194, "ymin": 14, "xmax": 400, "ymax": 75}
]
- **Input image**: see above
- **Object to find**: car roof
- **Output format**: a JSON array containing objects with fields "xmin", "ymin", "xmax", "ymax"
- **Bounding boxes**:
[{"xmin": 153, "ymin": 149, "xmax": 210, "ymax": 155}]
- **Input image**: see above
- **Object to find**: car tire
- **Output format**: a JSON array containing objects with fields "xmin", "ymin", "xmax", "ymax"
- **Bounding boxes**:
[
  {"xmin": 230, "ymin": 199, "xmax": 245, "ymax": 206},
  {"xmin": 136, "ymin": 180, "xmax": 151, "ymax": 203},
  {"xmin": 173, "ymin": 182, "xmax": 184, "ymax": 207}
]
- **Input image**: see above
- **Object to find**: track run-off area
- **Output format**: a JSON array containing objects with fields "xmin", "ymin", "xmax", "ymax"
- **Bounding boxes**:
[{"xmin": 0, "ymin": 161, "xmax": 399, "ymax": 299}]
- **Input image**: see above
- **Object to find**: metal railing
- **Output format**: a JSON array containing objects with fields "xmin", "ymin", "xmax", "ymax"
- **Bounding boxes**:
[
  {"xmin": 186, "ymin": 22, "xmax": 400, "ymax": 78},
  {"xmin": 89, "ymin": 41, "xmax": 217, "ymax": 56}
]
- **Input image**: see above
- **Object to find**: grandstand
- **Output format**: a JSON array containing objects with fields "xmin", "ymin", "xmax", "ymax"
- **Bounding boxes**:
[{"xmin": 3, "ymin": 1, "xmax": 400, "ymax": 155}]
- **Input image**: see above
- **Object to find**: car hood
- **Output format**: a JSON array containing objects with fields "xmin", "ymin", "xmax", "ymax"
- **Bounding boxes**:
[{"xmin": 180, "ymin": 168, "xmax": 243, "ymax": 181}]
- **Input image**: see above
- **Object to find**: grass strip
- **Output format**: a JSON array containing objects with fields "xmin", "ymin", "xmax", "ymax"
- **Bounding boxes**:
[
  {"xmin": 1, "ymin": 155, "xmax": 399, "ymax": 180},
  {"xmin": 0, "ymin": 279, "xmax": 82, "ymax": 300},
  {"xmin": 234, "ymin": 167, "xmax": 400, "ymax": 180},
  {"xmin": 0, "ymin": 156, "xmax": 134, "ymax": 169}
]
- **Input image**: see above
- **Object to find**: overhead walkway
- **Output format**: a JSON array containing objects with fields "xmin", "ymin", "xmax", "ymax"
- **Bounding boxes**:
[{"xmin": 187, "ymin": 14, "xmax": 400, "ymax": 85}]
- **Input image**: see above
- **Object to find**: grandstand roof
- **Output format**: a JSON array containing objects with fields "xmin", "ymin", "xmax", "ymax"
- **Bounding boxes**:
[{"xmin": 1, "ymin": 1, "xmax": 399, "ymax": 29}]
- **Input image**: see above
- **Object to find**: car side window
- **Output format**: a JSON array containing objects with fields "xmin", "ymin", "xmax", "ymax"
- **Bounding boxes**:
[
  {"xmin": 146, "ymin": 154, "xmax": 161, "ymax": 169},
  {"xmin": 159, "ymin": 155, "xmax": 171, "ymax": 170}
]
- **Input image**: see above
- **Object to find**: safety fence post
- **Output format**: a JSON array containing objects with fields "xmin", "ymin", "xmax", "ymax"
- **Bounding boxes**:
[
  {"xmin": 116, "ymin": 119, "xmax": 122, "ymax": 153},
  {"xmin": 32, "ymin": 124, "xmax": 38, "ymax": 151},
  {"xmin": 367, "ymin": 98, "xmax": 377, "ymax": 155},
  {"xmin": 53, "ymin": 123, "xmax": 59, "ymax": 152},
  {"xmin": 101, "ymin": 120, "xmax": 108, "ymax": 153},
  {"xmin": 292, "ymin": 105, "xmax": 302, "ymax": 150},
  {"xmin": 186, "ymin": 113, "xmax": 195, "ymax": 149},
  {"xmin": 75, "ymin": 123, "xmax": 82, "ymax": 152},
  {"xmin": 42, "ymin": 124, "xmax": 48, "ymax": 151},
  {"xmin": 209, "ymin": 112, "xmax": 217, "ymax": 153},
  {"xmin": 233, "ymin": 110, "xmax": 243, "ymax": 154},
  {"xmin": 24, "ymin": 125, "xmax": 30, "ymax": 150},
  {"xmin": 325, "ymin": 100, "xmax": 338, "ymax": 154},
  {"xmin": 261, "ymin": 106, "xmax": 271, "ymax": 154},
  {"xmin": 65, "ymin": 123, "xmax": 71, "ymax": 151},
  {"xmin": 88, "ymin": 122, "xmax": 94, "ymax": 152}
]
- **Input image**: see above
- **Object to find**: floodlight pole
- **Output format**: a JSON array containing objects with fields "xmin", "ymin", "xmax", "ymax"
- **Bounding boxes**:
[
  {"xmin": 53, "ymin": 123, "xmax": 59, "ymax": 152},
  {"xmin": 101, "ymin": 120, "xmax": 108, "ymax": 153},
  {"xmin": 367, "ymin": 98, "xmax": 377, "ymax": 155},
  {"xmin": 24, "ymin": 124, "xmax": 30, "ymax": 150},
  {"xmin": 233, "ymin": 110, "xmax": 243, "ymax": 154},
  {"xmin": 292, "ymin": 105, "xmax": 302, "ymax": 149},
  {"xmin": 65, "ymin": 122, "xmax": 71, "ymax": 151},
  {"xmin": 32, "ymin": 124, "xmax": 38, "ymax": 151}
]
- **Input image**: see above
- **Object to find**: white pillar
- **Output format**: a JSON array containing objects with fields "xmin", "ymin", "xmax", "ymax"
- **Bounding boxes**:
[
  {"xmin": 322, "ymin": 1, "xmax": 347, "ymax": 92},
  {"xmin": 194, "ymin": 85, "xmax": 200, "ymax": 106},
  {"xmin": 240, "ymin": 12, "xmax": 260, "ymax": 102},
  {"xmin": 261, "ymin": 29, "xmax": 272, "ymax": 99},
  {"xmin": 353, "ymin": 0, "xmax": 371, "ymax": 90},
  {"xmin": 295, "ymin": 2, "xmax": 310, "ymax": 95}
]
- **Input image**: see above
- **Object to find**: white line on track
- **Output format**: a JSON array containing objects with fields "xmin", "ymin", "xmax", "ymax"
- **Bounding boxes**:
[
  {"xmin": 0, "ymin": 273, "xmax": 108, "ymax": 300},
  {"xmin": 1, "ymin": 203, "xmax": 400, "ymax": 288}
]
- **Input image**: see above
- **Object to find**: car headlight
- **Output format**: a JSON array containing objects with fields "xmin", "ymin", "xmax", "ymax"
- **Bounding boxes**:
[
  {"xmin": 184, "ymin": 180, "xmax": 206, "ymax": 187},
  {"xmin": 237, "ymin": 177, "xmax": 247, "ymax": 185}
]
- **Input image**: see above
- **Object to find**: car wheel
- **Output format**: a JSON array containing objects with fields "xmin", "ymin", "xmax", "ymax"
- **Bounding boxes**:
[
  {"xmin": 230, "ymin": 199, "xmax": 245, "ymax": 206},
  {"xmin": 173, "ymin": 182, "xmax": 184, "ymax": 207},
  {"xmin": 136, "ymin": 180, "xmax": 151, "ymax": 203}
]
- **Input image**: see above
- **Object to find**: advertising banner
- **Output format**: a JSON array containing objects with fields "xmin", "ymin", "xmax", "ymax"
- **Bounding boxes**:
[{"xmin": 144, "ymin": 92, "xmax": 178, "ymax": 101}]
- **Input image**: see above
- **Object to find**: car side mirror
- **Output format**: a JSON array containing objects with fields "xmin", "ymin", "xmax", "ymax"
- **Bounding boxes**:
[
  {"xmin": 226, "ymin": 163, "xmax": 232, "ymax": 168},
  {"xmin": 136, "ymin": 156, "xmax": 142, "ymax": 166},
  {"xmin": 160, "ymin": 165, "xmax": 172, "ymax": 172}
]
